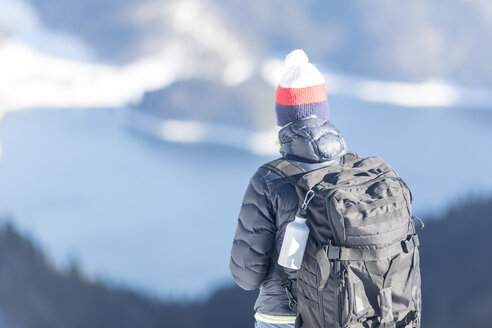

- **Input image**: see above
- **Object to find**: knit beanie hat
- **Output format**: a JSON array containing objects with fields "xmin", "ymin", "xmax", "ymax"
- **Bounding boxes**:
[{"xmin": 275, "ymin": 49, "xmax": 330, "ymax": 126}]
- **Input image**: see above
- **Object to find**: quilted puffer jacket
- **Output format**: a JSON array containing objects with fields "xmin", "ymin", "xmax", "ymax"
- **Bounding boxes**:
[{"xmin": 229, "ymin": 116, "xmax": 348, "ymax": 315}]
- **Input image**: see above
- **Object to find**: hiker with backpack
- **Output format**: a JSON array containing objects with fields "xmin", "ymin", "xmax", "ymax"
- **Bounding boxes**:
[{"xmin": 230, "ymin": 50, "xmax": 422, "ymax": 328}]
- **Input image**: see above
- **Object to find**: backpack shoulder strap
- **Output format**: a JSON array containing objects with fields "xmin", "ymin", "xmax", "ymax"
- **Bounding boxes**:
[
  {"xmin": 340, "ymin": 151, "xmax": 359, "ymax": 165},
  {"xmin": 261, "ymin": 158, "xmax": 306, "ymax": 186}
]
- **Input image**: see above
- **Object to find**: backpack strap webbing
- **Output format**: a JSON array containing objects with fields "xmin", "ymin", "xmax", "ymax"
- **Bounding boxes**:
[
  {"xmin": 326, "ymin": 234, "xmax": 419, "ymax": 261},
  {"xmin": 261, "ymin": 159, "xmax": 306, "ymax": 186}
]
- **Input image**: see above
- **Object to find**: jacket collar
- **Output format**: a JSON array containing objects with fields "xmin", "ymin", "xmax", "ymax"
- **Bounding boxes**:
[{"xmin": 278, "ymin": 116, "xmax": 347, "ymax": 163}]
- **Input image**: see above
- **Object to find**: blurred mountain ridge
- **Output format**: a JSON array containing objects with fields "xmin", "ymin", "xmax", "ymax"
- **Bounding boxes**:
[
  {"xmin": 27, "ymin": 0, "xmax": 492, "ymax": 86},
  {"xmin": 9, "ymin": 0, "xmax": 489, "ymax": 133},
  {"xmin": 2, "ymin": 0, "xmax": 492, "ymax": 131},
  {"xmin": 0, "ymin": 196, "xmax": 491, "ymax": 327}
]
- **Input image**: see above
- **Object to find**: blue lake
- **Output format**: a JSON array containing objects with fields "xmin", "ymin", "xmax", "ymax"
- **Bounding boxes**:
[{"xmin": 0, "ymin": 98, "xmax": 491, "ymax": 299}]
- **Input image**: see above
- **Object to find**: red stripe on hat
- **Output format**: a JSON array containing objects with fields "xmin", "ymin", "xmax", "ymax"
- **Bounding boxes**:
[{"xmin": 275, "ymin": 84, "xmax": 327, "ymax": 106}]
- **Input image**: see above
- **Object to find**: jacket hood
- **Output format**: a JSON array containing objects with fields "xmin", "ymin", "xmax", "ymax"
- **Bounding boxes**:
[{"xmin": 278, "ymin": 116, "xmax": 347, "ymax": 162}]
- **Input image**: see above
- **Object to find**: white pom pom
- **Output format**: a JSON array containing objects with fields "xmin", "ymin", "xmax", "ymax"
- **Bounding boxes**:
[{"xmin": 285, "ymin": 49, "xmax": 309, "ymax": 68}]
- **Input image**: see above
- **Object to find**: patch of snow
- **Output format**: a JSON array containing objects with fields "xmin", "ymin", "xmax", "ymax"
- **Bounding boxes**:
[
  {"xmin": 0, "ymin": 41, "xmax": 182, "ymax": 113},
  {"xmin": 262, "ymin": 59, "xmax": 492, "ymax": 109},
  {"xmin": 120, "ymin": 109, "xmax": 279, "ymax": 155}
]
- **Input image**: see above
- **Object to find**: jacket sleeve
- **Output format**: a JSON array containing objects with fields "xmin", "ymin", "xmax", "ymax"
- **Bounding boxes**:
[{"xmin": 229, "ymin": 168, "xmax": 276, "ymax": 290}]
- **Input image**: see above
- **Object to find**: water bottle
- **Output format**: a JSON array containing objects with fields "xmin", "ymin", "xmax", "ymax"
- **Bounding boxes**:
[{"xmin": 278, "ymin": 215, "xmax": 310, "ymax": 269}]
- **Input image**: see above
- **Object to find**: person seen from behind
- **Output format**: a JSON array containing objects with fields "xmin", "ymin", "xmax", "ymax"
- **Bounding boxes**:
[{"xmin": 229, "ymin": 49, "xmax": 348, "ymax": 328}]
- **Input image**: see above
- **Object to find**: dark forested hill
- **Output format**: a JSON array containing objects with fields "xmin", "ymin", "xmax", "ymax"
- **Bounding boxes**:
[
  {"xmin": 0, "ymin": 221, "xmax": 257, "ymax": 328},
  {"xmin": 419, "ymin": 197, "xmax": 492, "ymax": 328},
  {"xmin": 0, "ymin": 196, "xmax": 491, "ymax": 327}
]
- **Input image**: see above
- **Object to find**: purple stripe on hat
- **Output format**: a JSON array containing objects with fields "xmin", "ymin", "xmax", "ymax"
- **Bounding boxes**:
[{"xmin": 275, "ymin": 101, "xmax": 330, "ymax": 126}]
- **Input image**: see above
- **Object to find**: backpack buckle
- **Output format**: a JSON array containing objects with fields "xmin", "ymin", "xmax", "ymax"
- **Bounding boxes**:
[
  {"xmin": 401, "ymin": 234, "xmax": 418, "ymax": 253},
  {"xmin": 401, "ymin": 239, "xmax": 410, "ymax": 253},
  {"xmin": 328, "ymin": 245, "xmax": 341, "ymax": 260}
]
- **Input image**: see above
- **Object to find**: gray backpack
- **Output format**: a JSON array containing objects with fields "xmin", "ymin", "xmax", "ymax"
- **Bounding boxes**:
[{"xmin": 263, "ymin": 152, "xmax": 422, "ymax": 328}]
